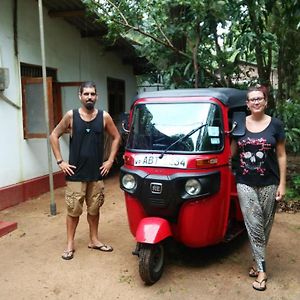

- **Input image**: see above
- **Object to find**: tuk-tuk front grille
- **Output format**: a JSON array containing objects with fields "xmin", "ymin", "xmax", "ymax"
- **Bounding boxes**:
[
  {"xmin": 149, "ymin": 197, "xmax": 168, "ymax": 207},
  {"xmin": 120, "ymin": 167, "xmax": 220, "ymax": 220}
]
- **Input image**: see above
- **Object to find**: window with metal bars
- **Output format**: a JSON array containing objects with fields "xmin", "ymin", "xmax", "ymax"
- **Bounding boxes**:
[
  {"xmin": 20, "ymin": 63, "xmax": 57, "ymax": 81},
  {"xmin": 21, "ymin": 63, "xmax": 57, "ymax": 138}
]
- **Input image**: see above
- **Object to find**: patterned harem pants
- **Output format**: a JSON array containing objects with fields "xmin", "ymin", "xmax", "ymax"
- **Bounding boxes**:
[{"xmin": 237, "ymin": 183, "xmax": 278, "ymax": 272}]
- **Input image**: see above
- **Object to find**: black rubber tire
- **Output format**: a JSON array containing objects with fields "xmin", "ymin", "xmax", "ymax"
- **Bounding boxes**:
[{"xmin": 138, "ymin": 243, "xmax": 164, "ymax": 285}]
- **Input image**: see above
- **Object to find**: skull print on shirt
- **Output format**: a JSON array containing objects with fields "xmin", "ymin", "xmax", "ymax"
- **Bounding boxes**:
[{"xmin": 238, "ymin": 137, "xmax": 271, "ymax": 176}]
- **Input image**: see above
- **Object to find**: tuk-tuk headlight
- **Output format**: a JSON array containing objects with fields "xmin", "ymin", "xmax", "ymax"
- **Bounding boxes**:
[
  {"xmin": 122, "ymin": 174, "xmax": 136, "ymax": 190},
  {"xmin": 185, "ymin": 179, "xmax": 201, "ymax": 196}
]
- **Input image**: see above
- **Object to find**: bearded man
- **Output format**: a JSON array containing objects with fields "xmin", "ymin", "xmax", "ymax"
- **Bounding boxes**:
[{"xmin": 50, "ymin": 81, "xmax": 121, "ymax": 260}]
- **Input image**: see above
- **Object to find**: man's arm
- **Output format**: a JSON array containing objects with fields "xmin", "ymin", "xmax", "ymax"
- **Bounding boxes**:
[
  {"xmin": 100, "ymin": 111, "xmax": 121, "ymax": 176},
  {"xmin": 49, "ymin": 111, "xmax": 76, "ymax": 176}
]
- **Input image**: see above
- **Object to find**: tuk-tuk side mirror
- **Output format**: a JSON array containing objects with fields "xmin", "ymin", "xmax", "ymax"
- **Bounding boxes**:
[
  {"xmin": 121, "ymin": 112, "xmax": 130, "ymax": 134},
  {"xmin": 230, "ymin": 111, "xmax": 246, "ymax": 137}
]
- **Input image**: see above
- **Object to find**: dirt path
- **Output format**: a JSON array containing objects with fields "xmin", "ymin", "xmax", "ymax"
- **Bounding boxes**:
[{"xmin": 0, "ymin": 172, "xmax": 300, "ymax": 300}]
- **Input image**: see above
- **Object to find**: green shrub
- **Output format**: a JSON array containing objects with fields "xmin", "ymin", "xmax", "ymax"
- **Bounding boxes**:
[
  {"xmin": 274, "ymin": 101, "xmax": 300, "ymax": 154},
  {"xmin": 286, "ymin": 175, "xmax": 300, "ymax": 201}
]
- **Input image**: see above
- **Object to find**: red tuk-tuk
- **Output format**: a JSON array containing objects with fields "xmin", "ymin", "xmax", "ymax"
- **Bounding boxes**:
[{"xmin": 120, "ymin": 88, "xmax": 247, "ymax": 284}]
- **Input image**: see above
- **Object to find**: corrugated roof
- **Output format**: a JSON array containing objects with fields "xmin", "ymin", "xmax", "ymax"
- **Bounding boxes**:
[{"xmin": 41, "ymin": 0, "xmax": 150, "ymax": 75}]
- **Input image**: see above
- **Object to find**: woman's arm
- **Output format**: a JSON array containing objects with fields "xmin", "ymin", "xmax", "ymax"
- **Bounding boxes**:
[
  {"xmin": 231, "ymin": 139, "xmax": 238, "ymax": 157},
  {"xmin": 276, "ymin": 139, "xmax": 287, "ymax": 200}
]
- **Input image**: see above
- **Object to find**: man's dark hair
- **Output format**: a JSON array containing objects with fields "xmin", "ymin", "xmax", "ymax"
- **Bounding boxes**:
[{"xmin": 79, "ymin": 81, "xmax": 97, "ymax": 94}]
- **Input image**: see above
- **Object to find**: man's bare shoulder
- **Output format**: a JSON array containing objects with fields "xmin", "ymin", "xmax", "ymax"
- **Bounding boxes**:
[
  {"xmin": 103, "ymin": 110, "xmax": 116, "ymax": 128},
  {"xmin": 58, "ymin": 110, "xmax": 73, "ymax": 131},
  {"xmin": 66, "ymin": 109, "xmax": 73, "ymax": 117},
  {"xmin": 103, "ymin": 110, "xmax": 112, "ymax": 121},
  {"xmin": 61, "ymin": 109, "xmax": 73, "ymax": 122}
]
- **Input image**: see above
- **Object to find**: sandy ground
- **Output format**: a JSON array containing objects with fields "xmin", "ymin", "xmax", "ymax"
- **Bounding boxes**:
[{"xmin": 0, "ymin": 171, "xmax": 300, "ymax": 300}]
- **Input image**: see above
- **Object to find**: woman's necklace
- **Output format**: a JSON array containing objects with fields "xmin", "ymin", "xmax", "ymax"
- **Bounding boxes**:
[{"xmin": 247, "ymin": 114, "xmax": 271, "ymax": 133}]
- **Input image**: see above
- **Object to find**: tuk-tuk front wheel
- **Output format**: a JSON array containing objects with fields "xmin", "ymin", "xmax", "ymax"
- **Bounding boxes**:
[{"xmin": 139, "ymin": 243, "xmax": 164, "ymax": 285}]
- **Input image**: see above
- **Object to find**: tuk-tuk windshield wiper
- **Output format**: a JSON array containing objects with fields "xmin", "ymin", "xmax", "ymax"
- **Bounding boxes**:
[{"xmin": 159, "ymin": 123, "xmax": 207, "ymax": 159}]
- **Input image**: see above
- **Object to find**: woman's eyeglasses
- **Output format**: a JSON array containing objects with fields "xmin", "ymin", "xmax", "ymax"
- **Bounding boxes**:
[{"xmin": 247, "ymin": 97, "xmax": 265, "ymax": 103}]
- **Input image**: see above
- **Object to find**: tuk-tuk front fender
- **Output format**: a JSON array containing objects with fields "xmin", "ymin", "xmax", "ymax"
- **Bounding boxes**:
[{"xmin": 136, "ymin": 217, "xmax": 172, "ymax": 244}]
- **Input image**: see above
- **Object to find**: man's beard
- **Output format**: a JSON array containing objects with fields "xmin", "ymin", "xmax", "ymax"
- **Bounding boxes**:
[{"xmin": 85, "ymin": 101, "xmax": 95, "ymax": 110}]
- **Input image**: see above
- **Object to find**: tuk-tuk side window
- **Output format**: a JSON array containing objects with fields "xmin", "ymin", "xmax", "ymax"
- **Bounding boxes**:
[
  {"xmin": 127, "ymin": 102, "xmax": 223, "ymax": 153},
  {"xmin": 196, "ymin": 106, "xmax": 222, "ymax": 151}
]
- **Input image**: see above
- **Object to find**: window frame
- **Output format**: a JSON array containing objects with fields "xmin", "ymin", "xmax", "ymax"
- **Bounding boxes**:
[{"xmin": 21, "ymin": 77, "xmax": 54, "ymax": 139}]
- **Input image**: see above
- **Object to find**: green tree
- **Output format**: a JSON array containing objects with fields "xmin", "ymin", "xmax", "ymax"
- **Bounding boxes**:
[
  {"xmin": 271, "ymin": 1, "xmax": 300, "ymax": 103},
  {"xmin": 228, "ymin": 0, "xmax": 300, "ymax": 105},
  {"xmin": 84, "ymin": 0, "xmax": 241, "ymax": 88}
]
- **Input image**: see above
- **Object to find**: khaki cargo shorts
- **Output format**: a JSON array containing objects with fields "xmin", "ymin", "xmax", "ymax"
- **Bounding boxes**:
[{"xmin": 65, "ymin": 181, "xmax": 105, "ymax": 217}]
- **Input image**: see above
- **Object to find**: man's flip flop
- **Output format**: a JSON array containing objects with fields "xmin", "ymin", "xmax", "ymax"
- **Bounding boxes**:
[
  {"xmin": 88, "ymin": 244, "xmax": 113, "ymax": 252},
  {"xmin": 61, "ymin": 249, "xmax": 75, "ymax": 260}
]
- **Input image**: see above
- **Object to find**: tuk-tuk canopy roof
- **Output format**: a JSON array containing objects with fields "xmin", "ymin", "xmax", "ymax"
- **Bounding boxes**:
[{"xmin": 136, "ymin": 88, "xmax": 247, "ymax": 109}]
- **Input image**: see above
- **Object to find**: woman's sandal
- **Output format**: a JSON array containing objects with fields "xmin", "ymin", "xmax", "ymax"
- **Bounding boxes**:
[
  {"xmin": 249, "ymin": 266, "xmax": 259, "ymax": 277},
  {"xmin": 252, "ymin": 277, "xmax": 268, "ymax": 291}
]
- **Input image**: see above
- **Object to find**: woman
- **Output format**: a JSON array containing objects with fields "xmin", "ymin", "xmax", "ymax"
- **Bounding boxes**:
[{"xmin": 231, "ymin": 85, "xmax": 286, "ymax": 291}]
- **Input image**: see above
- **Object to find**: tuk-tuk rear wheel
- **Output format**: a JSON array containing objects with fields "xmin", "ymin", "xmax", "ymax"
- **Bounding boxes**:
[{"xmin": 138, "ymin": 243, "xmax": 164, "ymax": 285}]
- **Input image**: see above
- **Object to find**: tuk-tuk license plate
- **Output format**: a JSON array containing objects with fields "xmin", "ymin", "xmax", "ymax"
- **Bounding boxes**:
[{"xmin": 134, "ymin": 154, "xmax": 188, "ymax": 168}]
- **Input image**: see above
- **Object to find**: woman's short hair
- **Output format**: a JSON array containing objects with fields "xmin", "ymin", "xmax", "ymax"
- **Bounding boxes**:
[{"xmin": 247, "ymin": 84, "xmax": 268, "ymax": 100}]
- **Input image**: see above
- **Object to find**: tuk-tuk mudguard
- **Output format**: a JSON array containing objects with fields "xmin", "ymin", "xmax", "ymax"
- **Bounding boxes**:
[{"xmin": 135, "ymin": 217, "xmax": 172, "ymax": 244}]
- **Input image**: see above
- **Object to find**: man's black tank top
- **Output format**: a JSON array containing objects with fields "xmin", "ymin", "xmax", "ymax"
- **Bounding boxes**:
[{"xmin": 66, "ymin": 109, "xmax": 104, "ymax": 182}]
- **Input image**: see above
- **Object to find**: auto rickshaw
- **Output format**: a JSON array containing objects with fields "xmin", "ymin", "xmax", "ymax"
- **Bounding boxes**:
[{"xmin": 120, "ymin": 88, "xmax": 247, "ymax": 285}]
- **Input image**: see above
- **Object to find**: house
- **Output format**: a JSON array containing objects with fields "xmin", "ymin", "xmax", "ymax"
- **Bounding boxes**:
[
  {"xmin": 0, "ymin": 0, "xmax": 149, "ymax": 213},
  {"xmin": 232, "ymin": 61, "xmax": 278, "ymax": 89}
]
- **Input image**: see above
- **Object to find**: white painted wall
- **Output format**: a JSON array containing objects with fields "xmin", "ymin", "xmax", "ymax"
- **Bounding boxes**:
[
  {"xmin": 0, "ymin": 0, "xmax": 24, "ymax": 185},
  {"xmin": 0, "ymin": 0, "xmax": 138, "ymax": 187}
]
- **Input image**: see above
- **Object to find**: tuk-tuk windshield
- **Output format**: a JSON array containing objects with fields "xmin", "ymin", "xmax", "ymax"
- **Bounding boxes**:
[{"xmin": 127, "ymin": 102, "xmax": 223, "ymax": 153}]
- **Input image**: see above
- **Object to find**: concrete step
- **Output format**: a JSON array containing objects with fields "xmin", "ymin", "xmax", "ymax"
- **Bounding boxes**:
[{"xmin": 0, "ymin": 221, "xmax": 17, "ymax": 238}]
